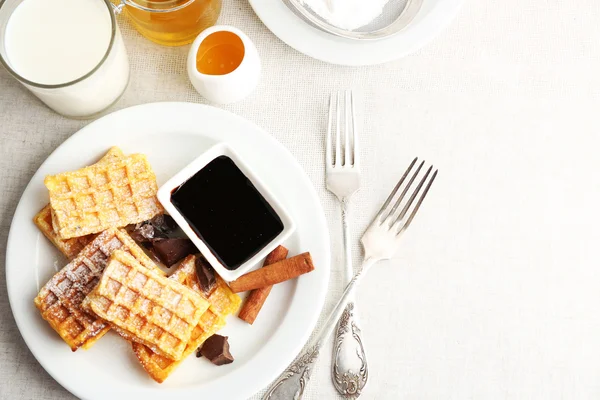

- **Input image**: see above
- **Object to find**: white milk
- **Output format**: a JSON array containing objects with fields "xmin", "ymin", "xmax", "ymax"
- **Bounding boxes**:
[{"xmin": 3, "ymin": 0, "xmax": 129, "ymax": 118}]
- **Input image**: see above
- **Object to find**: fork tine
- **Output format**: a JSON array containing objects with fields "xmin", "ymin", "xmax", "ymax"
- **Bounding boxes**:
[
  {"xmin": 392, "ymin": 165, "xmax": 432, "ymax": 226},
  {"xmin": 350, "ymin": 90, "xmax": 358, "ymax": 167},
  {"xmin": 344, "ymin": 91, "xmax": 351, "ymax": 166},
  {"xmin": 385, "ymin": 160, "xmax": 424, "ymax": 221},
  {"xmin": 397, "ymin": 169, "xmax": 438, "ymax": 235},
  {"xmin": 326, "ymin": 94, "xmax": 333, "ymax": 166},
  {"xmin": 335, "ymin": 91, "xmax": 341, "ymax": 167},
  {"xmin": 377, "ymin": 157, "xmax": 418, "ymax": 220}
]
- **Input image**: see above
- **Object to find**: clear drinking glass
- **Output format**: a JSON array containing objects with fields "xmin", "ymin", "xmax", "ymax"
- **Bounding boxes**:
[{"xmin": 0, "ymin": 0, "xmax": 130, "ymax": 119}]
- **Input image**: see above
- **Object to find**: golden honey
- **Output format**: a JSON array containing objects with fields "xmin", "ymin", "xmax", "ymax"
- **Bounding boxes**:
[
  {"xmin": 196, "ymin": 31, "xmax": 245, "ymax": 75},
  {"xmin": 123, "ymin": 0, "xmax": 221, "ymax": 47}
]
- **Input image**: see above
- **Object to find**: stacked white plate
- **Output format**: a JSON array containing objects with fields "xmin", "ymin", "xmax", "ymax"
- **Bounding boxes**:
[{"xmin": 249, "ymin": 0, "xmax": 463, "ymax": 66}]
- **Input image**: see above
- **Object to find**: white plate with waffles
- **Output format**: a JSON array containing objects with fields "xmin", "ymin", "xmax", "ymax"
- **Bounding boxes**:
[{"xmin": 5, "ymin": 102, "xmax": 331, "ymax": 400}]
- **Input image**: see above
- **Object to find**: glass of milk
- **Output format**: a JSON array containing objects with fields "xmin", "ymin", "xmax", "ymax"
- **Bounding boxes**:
[{"xmin": 0, "ymin": 0, "xmax": 130, "ymax": 119}]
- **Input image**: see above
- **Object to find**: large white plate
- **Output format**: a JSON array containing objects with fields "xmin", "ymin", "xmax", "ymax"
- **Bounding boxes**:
[
  {"xmin": 5, "ymin": 102, "xmax": 330, "ymax": 400},
  {"xmin": 248, "ymin": 0, "xmax": 463, "ymax": 66}
]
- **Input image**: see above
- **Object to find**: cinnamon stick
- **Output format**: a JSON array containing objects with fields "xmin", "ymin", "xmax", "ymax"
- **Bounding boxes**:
[
  {"xmin": 229, "ymin": 252, "xmax": 314, "ymax": 293},
  {"xmin": 238, "ymin": 245, "xmax": 289, "ymax": 324}
]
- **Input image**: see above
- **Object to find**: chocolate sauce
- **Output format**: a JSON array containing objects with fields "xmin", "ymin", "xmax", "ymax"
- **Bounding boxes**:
[{"xmin": 171, "ymin": 156, "xmax": 284, "ymax": 270}]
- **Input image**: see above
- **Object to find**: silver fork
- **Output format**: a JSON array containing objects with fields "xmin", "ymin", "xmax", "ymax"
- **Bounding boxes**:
[
  {"xmin": 263, "ymin": 157, "xmax": 438, "ymax": 400},
  {"xmin": 325, "ymin": 91, "xmax": 368, "ymax": 399}
]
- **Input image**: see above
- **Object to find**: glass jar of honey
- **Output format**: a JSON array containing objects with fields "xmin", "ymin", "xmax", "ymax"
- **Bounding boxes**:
[{"xmin": 118, "ymin": 0, "xmax": 221, "ymax": 47}]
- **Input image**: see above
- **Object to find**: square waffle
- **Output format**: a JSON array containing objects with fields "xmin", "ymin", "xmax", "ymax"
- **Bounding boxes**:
[
  {"xmin": 45, "ymin": 154, "xmax": 163, "ymax": 239},
  {"xmin": 33, "ymin": 147, "xmax": 124, "ymax": 259},
  {"xmin": 34, "ymin": 228, "xmax": 160, "ymax": 351},
  {"xmin": 132, "ymin": 255, "xmax": 241, "ymax": 383},
  {"xmin": 34, "ymin": 205, "xmax": 94, "ymax": 260},
  {"xmin": 168, "ymin": 255, "xmax": 241, "ymax": 317},
  {"xmin": 83, "ymin": 251, "xmax": 210, "ymax": 361}
]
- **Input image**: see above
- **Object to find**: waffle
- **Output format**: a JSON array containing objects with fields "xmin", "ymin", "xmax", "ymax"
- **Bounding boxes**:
[
  {"xmin": 45, "ymin": 154, "xmax": 163, "ymax": 239},
  {"xmin": 34, "ymin": 228, "xmax": 160, "ymax": 351},
  {"xmin": 132, "ymin": 255, "xmax": 241, "ymax": 383},
  {"xmin": 94, "ymin": 146, "xmax": 125, "ymax": 163},
  {"xmin": 83, "ymin": 251, "xmax": 210, "ymax": 361},
  {"xmin": 33, "ymin": 147, "xmax": 125, "ymax": 259},
  {"xmin": 34, "ymin": 205, "xmax": 95, "ymax": 260},
  {"xmin": 133, "ymin": 310, "xmax": 225, "ymax": 383}
]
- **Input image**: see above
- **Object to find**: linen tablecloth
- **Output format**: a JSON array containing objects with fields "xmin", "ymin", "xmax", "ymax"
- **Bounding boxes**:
[{"xmin": 2, "ymin": 0, "xmax": 600, "ymax": 399}]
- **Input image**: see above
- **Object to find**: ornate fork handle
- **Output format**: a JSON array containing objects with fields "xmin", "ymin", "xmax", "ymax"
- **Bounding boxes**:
[
  {"xmin": 332, "ymin": 302, "xmax": 368, "ymax": 398},
  {"xmin": 263, "ymin": 258, "xmax": 377, "ymax": 400}
]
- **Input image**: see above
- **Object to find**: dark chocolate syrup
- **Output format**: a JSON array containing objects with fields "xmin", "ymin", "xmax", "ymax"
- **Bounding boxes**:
[{"xmin": 171, "ymin": 156, "xmax": 284, "ymax": 270}]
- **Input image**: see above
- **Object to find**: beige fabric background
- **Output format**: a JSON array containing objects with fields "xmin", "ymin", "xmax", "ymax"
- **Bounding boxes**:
[{"xmin": 2, "ymin": 0, "xmax": 600, "ymax": 399}]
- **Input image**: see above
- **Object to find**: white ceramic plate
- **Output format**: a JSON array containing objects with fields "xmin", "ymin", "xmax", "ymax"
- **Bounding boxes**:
[
  {"xmin": 5, "ymin": 102, "xmax": 330, "ymax": 400},
  {"xmin": 248, "ymin": 0, "xmax": 463, "ymax": 66}
]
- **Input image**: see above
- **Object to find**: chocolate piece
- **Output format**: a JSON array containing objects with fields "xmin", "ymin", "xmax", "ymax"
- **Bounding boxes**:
[
  {"xmin": 149, "ymin": 214, "xmax": 178, "ymax": 235},
  {"xmin": 151, "ymin": 238, "xmax": 197, "ymax": 267},
  {"xmin": 129, "ymin": 223, "xmax": 159, "ymax": 243},
  {"xmin": 199, "ymin": 335, "xmax": 234, "ymax": 365},
  {"xmin": 196, "ymin": 347, "xmax": 203, "ymax": 358},
  {"xmin": 145, "ymin": 246, "xmax": 163, "ymax": 265},
  {"xmin": 129, "ymin": 221, "xmax": 168, "ymax": 243},
  {"xmin": 195, "ymin": 257, "xmax": 216, "ymax": 295},
  {"xmin": 128, "ymin": 214, "xmax": 178, "ymax": 244}
]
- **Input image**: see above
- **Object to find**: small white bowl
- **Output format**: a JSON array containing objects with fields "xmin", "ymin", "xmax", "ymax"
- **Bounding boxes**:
[
  {"xmin": 187, "ymin": 25, "xmax": 261, "ymax": 104},
  {"xmin": 157, "ymin": 143, "xmax": 296, "ymax": 282}
]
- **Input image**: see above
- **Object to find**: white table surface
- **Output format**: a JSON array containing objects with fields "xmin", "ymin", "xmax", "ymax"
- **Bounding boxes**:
[{"xmin": 2, "ymin": 1, "xmax": 600, "ymax": 399}]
